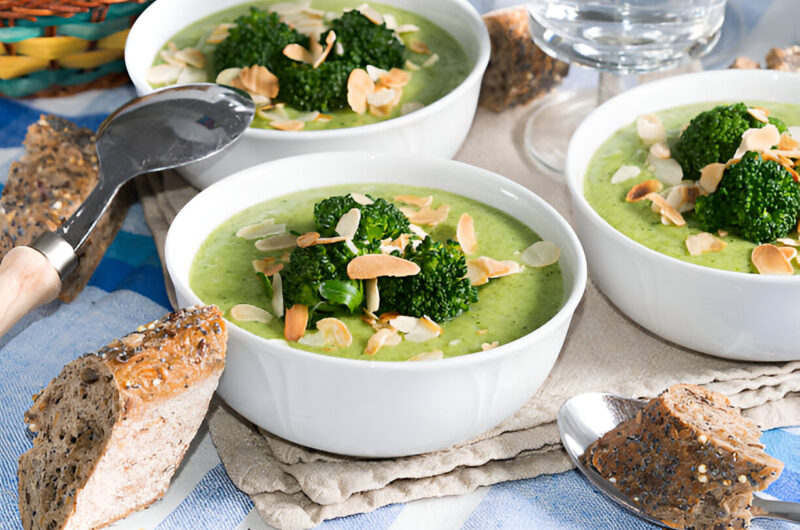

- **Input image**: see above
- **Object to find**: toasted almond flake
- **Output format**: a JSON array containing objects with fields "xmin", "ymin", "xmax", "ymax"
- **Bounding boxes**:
[
  {"xmin": 734, "ymin": 124, "xmax": 781, "ymax": 159},
  {"xmin": 271, "ymin": 272, "xmax": 284, "ymax": 318},
  {"xmin": 230, "ymin": 304, "xmax": 272, "ymax": 323},
  {"xmin": 366, "ymin": 327, "xmax": 398, "ymax": 354},
  {"xmin": 284, "ymin": 304, "xmax": 309, "ymax": 341},
  {"xmin": 718, "ymin": 230, "xmax": 729, "ymax": 237},
  {"xmin": 316, "ymin": 236, "xmax": 348, "ymax": 245},
  {"xmin": 649, "ymin": 142, "xmax": 671, "ymax": 159},
  {"xmin": 296, "ymin": 111, "xmax": 320, "ymax": 122},
  {"xmin": 422, "ymin": 53, "xmax": 439, "ymax": 68},
  {"xmin": 236, "ymin": 219, "xmax": 279, "ymax": 239},
  {"xmin": 283, "ymin": 43, "xmax": 314, "ymax": 63},
  {"xmin": 316, "ymin": 113, "xmax": 333, "ymax": 122},
  {"xmin": 470, "ymin": 256, "xmax": 524, "ymax": 278},
  {"xmin": 174, "ymin": 47, "xmax": 205, "ymax": 68},
  {"xmin": 177, "ymin": 66, "xmax": 208, "ymax": 84},
  {"xmin": 400, "ymin": 102, "xmax": 424, "ymax": 115},
  {"xmin": 408, "ymin": 224, "xmax": 428, "ymax": 239},
  {"xmin": 302, "ymin": 6, "xmax": 325, "ymax": 17},
  {"xmin": 365, "ymin": 278, "xmax": 380, "ymax": 313},
  {"xmin": 312, "ymin": 30, "xmax": 336, "ymax": 68},
  {"xmin": 378, "ymin": 311, "xmax": 401, "ymax": 323},
  {"xmin": 645, "ymin": 192, "xmax": 686, "ymax": 226},
  {"xmin": 233, "ymin": 65, "xmax": 279, "ymax": 98},
  {"xmin": 778, "ymin": 132, "xmax": 799, "ymax": 151},
  {"xmin": 699, "ymin": 163, "xmax": 726, "ymax": 194},
  {"xmin": 366, "ymin": 88, "xmax": 396, "ymax": 107},
  {"xmin": 685, "ymin": 232, "xmax": 727, "ymax": 256},
  {"xmin": 215, "ymin": 67, "xmax": 242, "ymax": 86},
  {"xmin": 207, "ymin": 22, "xmax": 234, "ymax": 44},
  {"xmin": 521, "ymin": 241, "xmax": 561, "ymax": 267},
  {"xmin": 270, "ymin": 1, "xmax": 308, "ymax": 15},
  {"xmin": 368, "ymin": 102, "xmax": 394, "ymax": 118},
  {"xmin": 316, "ymin": 317, "xmax": 353, "ymax": 348},
  {"xmin": 394, "ymin": 194, "xmax": 433, "ymax": 207},
  {"xmin": 270, "ymin": 119, "xmax": 305, "ymax": 131},
  {"xmin": 257, "ymin": 106, "xmax": 291, "ymax": 121},
  {"xmin": 388, "ymin": 315, "xmax": 418, "ymax": 334},
  {"xmin": 405, "ymin": 316, "xmax": 443, "ymax": 343},
  {"xmin": 405, "ymin": 59, "xmax": 421, "ymax": 71},
  {"xmin": 345, "ymin": 239, "xmax": 359, "ymax": 255},
  {"xmin": 665, "ymin": 184, "xmax": 701, "ymax": 213},
  {"xmin": 626, "ymin": 179, "xmax": 664, "ymax": 202},
  {"xmin": 357, "ymin": 3, "xmax": 383, "ymax": 24},
  {"xmin": 380, "ymin": 68, "xmax": 411, "ymax": 88},
  {"xmin": 297, "ymin": 331, "xmax": 326, "ymax": 347},
  {"xmin": 252, "ymin": 258, "xmax": 273, "ymax": 274},
  {"xmin": 366, "ymin": 64, "xmax": 388, "ymax": 81},
  {"xmin": 779, "ymin": 246, "xmax": 798, "ymax": 261},
  {"xmin": 347, "ymin": 254, "xmax": 420, "ymax": 279},
  {"xmin": 481, "ymin": 341, "xmax": 499, "ymax": 351},
  {"xmin": 636, "ymin": 114, "xmax": 667, "ymax": 145},
  {"xmin": 611, "ymin": 165, "xmax": 641, "ymax": 184},
  {"xmin": 396, "ymin": 23, "xmax": 421, "ymax": 33},
  {"xmin": 455, "ymin": 213, "xmax": 478, "ymax": 255},
  {"xmin": 409, "ymin": 350, "xmax": 443, "ymax": 361},
  {"xmin": 747, "ymin": 107, "xmax": 769, "ymax": 123},
  {"xmin": 160, "ymin": 49, "xmax": 184, "ymax": 67},
  {"xmin": 335, "ymin": 207, "xmax": 361, "ymax": 239},
  {"xmin": 351, "ymin": 192, "xmax": 374, "ymax": 205},
  {"xmin": 347, "ymin": 68, "xmax": 374, "ymax": 114},
  {"xmin": 262, "ymin": 262, "xmax": 284, "ymax": 276},
  {"xmin": 647, "ymin": 153, "xmax": 683, "ymax": 185},
  {"xmin": 401, "ymin": 204, "xmax": 450, "ymax": 226},
  {"xmin": 383, "ymin": 13, "xmax": 397, "ymax": 30},
  {"xmin": 777, "ymin": 237, "xmax": 800, "ymax": 247},
  {"xmin": 466, "ymin": 260, "xmax": 489, "ymax": 286},
  {"xmin": 752, "ymin": 244, "xmax": 794, "ymax": 275},
  {"xmin": 297, "ymin": 231, "xmax": 320, "ymax": 247},
  {"xmin": 146, "ymin": 63, "xmax": 181, "ymax": 85},
  {"xmin": 408, "ymin": 40, "xmax": 430, "ymax": 54},
  {"xmin": 255, "ymin": 233, "xmax": 297, "ymax": 251}
]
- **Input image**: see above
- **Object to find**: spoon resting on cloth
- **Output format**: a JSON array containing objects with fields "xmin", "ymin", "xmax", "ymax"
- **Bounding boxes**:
[
  {"xmin": 0, "ymin": 83, "xmax": 254, "ymax": 337},
  {"xmin": 557, "ymin": 392, "xmax": 800, "ymax": 526}
]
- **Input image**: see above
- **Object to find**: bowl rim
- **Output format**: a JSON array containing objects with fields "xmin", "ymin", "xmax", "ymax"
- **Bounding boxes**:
[
  {"xmin": 167, "ymin": 150, "xmax": 588, "ymax": 371},
  {"xmin": 125, "ymin": 0, "xmax": 491, "ymax": 139},
  {"xmin": 565, "ymin": 68, "xmax": 800, "ymax": 286}
]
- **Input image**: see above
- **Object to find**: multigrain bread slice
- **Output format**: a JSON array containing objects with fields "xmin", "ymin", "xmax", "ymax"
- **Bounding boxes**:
[
  {"xmin": 0, "ymin": 115, "xmax": 132, "ymax": 302},
  {"xmin": 581, "ymin": 384, "xmax": 783, "ymax": 529},
  {"xmin": 18, "ymin": 305, "xmax": 227, "ymax": 530}
]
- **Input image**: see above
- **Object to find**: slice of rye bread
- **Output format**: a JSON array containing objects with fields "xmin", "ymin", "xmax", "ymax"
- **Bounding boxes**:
[
  {"xmin": 479, "ymin": 6, "xmax": 569, "ymax": 112},
  {"xmin": 581, "ymin": 384, "xmax": 783, "ymax": 529},
  {"xmin": 0, "ymin": 115, "xmax": 132, "ymax": 302},
  {"xmin": 17, "ymin": 305, "xmax": 227, "ymax": 530}
]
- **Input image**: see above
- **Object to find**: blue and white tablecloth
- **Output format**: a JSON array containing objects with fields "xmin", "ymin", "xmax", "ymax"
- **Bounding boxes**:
[{"xmin": 0, "ymin": 0, "xmax": 799, "ymax": 528}]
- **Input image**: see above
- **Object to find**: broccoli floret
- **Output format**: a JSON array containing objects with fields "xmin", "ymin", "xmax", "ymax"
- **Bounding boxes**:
[
  {"xmin": 281, "ymin": 243, "xmax": 362, "ymax": 316},
  {"xmin": 673, "ymin": 103, "xmax": 788, "ymax": 180},
  {"xmin": 327, "ymin": 11, "xmax": 405, "ymax": 70},
  {"xmin": 694, "ymin": 152, "xmax": 800, "ymax": 243},
  {"xmin": 213, "ymin": 8, "xmax": 305, "ymax": 73},
  {"xmin": 272, "ymin": 59, "xmax": 353, "ymax": 111},
  {"xmin": 314, "ymin": 194, "xmax": 409, "ymax": 251},
  {"xmin": 378, "ymin": 237, "xmax": 478, "ymax": 322}
]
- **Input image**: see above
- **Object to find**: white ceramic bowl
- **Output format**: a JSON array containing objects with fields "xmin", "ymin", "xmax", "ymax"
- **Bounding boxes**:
[
  {"xmin": 565, "ymin": 69, "xmax": 800, "ymax": 362},
  {"xmin": 166, "ymin": 152, "xmax": 587, "ymax": 457},
  {"xmin": 125, "ymin": 0, "xmax": 490, "ymax": 190}
]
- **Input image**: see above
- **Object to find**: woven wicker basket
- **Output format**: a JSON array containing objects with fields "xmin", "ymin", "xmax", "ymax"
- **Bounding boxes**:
[{"xmin": 0, "ymin": 0, "xmax": 153, "ymax": 98}]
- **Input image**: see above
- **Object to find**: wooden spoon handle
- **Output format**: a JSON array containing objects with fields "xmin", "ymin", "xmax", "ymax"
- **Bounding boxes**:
[{"xmin": 0, "ymin": 246, "xmax": 61, "ymax": 337}]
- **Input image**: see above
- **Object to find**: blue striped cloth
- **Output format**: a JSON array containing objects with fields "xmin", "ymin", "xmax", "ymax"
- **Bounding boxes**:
[{"xmin": 1, "ymin": 1, "xmax": 799, "ymax": 528}]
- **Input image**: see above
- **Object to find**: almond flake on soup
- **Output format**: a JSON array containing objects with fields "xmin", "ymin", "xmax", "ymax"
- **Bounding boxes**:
[
  {"xmin": 408, "ymin": 350, "xmax": 443, "ymax": 361},
  {"xmin": 230, "ymin": 304, "xmax": 272, "ymax": 323},
  {"xmin": 751, "ymin": 244, "xmax": 794, "ymax": 275},
  {"xmin": 394, "ymin": 194, "xmax": 433, "ymax": 207},
  {"xmin": 611, "ymin": 165, "xmax": 640, "ymax": 184},
  {"xmin": 401, "ymin": 204, "xmax": 449, "ymax": 226},
  {"xmin": 365, "ymin": 327, "xmax": 399, "ymax": 355},
  {"xmin": 284, "ymin": 304, "xmax": 309, "ymax": 341},
  {"xmin": 236, "ymin": 218, "xmax": 278, "ymax": 239},
  {"xmin": 626, "ymin": 179, "xmax": 663, "ymax": 202},
  {"xmin": 347, "ymin": 254, "xmax": 421, "ymax": 279},
  {"xmin": 635, "ymin": 113, "xmax": 666, "ymax": 145},
  {"xmin": 456, "ymin": 213, "xmax": 478, "ymax": 255},
  {"xmin": 521, "ymin": 241, "xmax": 560, "ymax": 267},
  {"xmin": 346, "ymin": 68, "xmax": 375, "ymax": 114},
  {"xmin": 404, "ymin": 316, "xmax": 443, "ymax": 343},
  {"xmin": 685, "ymin": 232, "xmax": 727, "ymax": 256},
  {"xmin": 645, "ymin": 192, "xmax": 686, "ymax": 227},
  {"xmin": 269, "ymin": 120, "xmax": 305, "ymax": 131}
]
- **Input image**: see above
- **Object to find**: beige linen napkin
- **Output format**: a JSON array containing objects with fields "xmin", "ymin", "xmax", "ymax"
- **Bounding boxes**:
[{"xmin": 137, "ymin": 105, "xmax": 800, "ymax": 530}]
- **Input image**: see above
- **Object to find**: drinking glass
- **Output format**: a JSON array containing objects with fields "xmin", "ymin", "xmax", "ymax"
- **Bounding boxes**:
[{"xmin": 525, "ymin": 0, "xmax": 727, "ymax": 175}]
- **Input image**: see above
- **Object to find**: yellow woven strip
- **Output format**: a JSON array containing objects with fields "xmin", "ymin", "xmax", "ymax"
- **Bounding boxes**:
[
  {"xmin": 58, "ymin": 49, "xmax": 123, "ymax": 69},
  {"xmin": 16, "ymin": 36, "xmax": 88, "ymax": 60},
  {"xmin": 97, "ymin": 29, "xmax": 130, "ymax": 51},
  {"xmin": 0, "ymin": 55, "xmax": 50, "ymax": 80}
]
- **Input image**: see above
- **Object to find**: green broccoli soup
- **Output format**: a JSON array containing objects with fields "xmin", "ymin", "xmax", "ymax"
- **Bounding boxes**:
[
  {"xmin": 584, "ymin": 101, "xmax": 800, "ymax": 274},
  {"xmin": 190, "ymin": 184, "xmax": 564, "ymax": 361},
  {"xmin": 147, "ymin": 1, "xmax": 470, "ymax": 131}
]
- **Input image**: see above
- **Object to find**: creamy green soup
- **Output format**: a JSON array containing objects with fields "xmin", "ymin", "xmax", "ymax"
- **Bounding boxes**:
[
  {"xmin": 190, "ymin": 184, "xmax": 563, "ymax": 361},
  {"xmin": 153, "ymin": 1, "xmax": 470, "ymax": 130},
  {"xmin": 584, "ymin": 101, "xmax": 800, "ymax": 273}
]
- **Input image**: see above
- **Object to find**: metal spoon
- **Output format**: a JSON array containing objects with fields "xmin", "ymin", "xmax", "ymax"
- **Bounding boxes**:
[
  {"xmin": 557, "ymin": 392, "xmax": 800, "ymax": 526},
  {"xmin": 0, "ymin": 83, "xmax": 254, "ymax": 337}
]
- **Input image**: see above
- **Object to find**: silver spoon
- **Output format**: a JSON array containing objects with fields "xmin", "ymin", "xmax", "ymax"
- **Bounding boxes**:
[
  {"xmin": 0, "ymin": 83, "xmax": 255, "ymax": 337},
  {"xmin": 557, "ymin": 392, "xmax": 800, "ymax": 526}
]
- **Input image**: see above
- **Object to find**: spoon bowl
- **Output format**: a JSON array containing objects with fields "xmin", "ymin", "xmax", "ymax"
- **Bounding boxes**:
[{"xmin": 557, "ymin": 392, "xmax": 800, "ymax": 525}]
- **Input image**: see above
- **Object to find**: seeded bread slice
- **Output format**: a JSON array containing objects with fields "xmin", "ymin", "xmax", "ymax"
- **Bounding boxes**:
[
  {"xmin": 17, "ymin": 305, "xmax": 227, "ymax": 530},
  {"xmin": 581, "ymin": 384, "xmax": 783, "ymax": 529},
  {"xmin": 0, "ymin": 115, "xmax": 132, "ymax": 302}
]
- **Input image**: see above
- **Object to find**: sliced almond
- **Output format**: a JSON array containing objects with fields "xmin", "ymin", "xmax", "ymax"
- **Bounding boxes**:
[
  {"xmin": 312, "ymin": 30, "xmax": 336, "ymax": 68},
  {"xmin": 366, "ymin": 88, "xmax": 396, "ymax": 107},
  {"xmin": 383, "ymin": 12, "xmax": 398, "ymax": 30},
  {"xmin": 351, "ymin": 192, "xmax": 374, "ymax": 205},
  {"xmin": 469, "ymin": 256, "xmax": 523, "ymax": 279},
  {"xmin": 777, "ymin": 237, "xmax": 800, "ymax": 247},
  {"xmin": 252, "ymin": 258, "xmax": 273, "ymax": 274},
  {"xmin": 296, "ymin": 111, "xmax": 320, "ymax": 122},
  {"xmin": 408, "ymin": 350, "xmax": 443, "ymax": 361},
  {"xmin": 347, "ymin": 254, "xmax": 420, "ymax": 279},
  {"xmin": 408, "ymin": 40, "xmax": 430, "ymax": 54},
  {"xmin": 405, "ymin": 59, "xmax": 421, "ymax": 71},
  {"xmin": 394, "ymin": 194, "xmax": 433, "ymax": 207},
  {"xmin": 456, "ymin": 213, "xmax": 477, "ymax": 255},
  {"xmin": 408, "ymin": 223, "xmax": 428, "ymax": 239},
  {"xmin": 357, "ymin": 3, "xmax": 384, "ymax": 24},
  {"xmin": 636, "ymin": 113, "xmax": 666, "ymax": 145},
  {"xmin": 283, "ymin": 43, "xmax": 314, "ymax": 63},
  {"xmin": 401, "ymin": 204, "xmax": 449, "ymax": 226},
  {"xmin": 366, "ymin": 64, "xmax": 388, "ymax": 82},
  {"xmin": 747, "ymin": 107, "xmax": 769, "ymax": 123},
  {"xmin": 779, "ymin": 246, "xmax": 798, "ymax": 261},
  {"xmin": 316, "ymin": 317, "xmax": 353, "ymax": 348},
  {"xmin": 521, "ymin": 241, "xmax": 560, "ymax": 267},
  {"xmin": 365, "ymin": 327, "xmax": 398, "ymax": 355},
  {"xmin": 649, "ymin": 142, "xmax": 671, "ymax": 159},
  {"xmin": 271, "ymin": 272, "xmax": 284, "ymax": 318},
  {"xmin": 752, "ymin": 244, "xmax": 794, "ymax": 275},
  {"xmin": 255, "ymin": 261, "xmax": 284, "ymax": 276},
  {"xmin": 734, "ymin": 124, "xmax": 781, "ymax": 159},
  {"xmin": 174, "ymin": 47, "xmax": 205, "ymax": 68},
  {"xmin": 233, "ymin": 65, "xmax": 279, "ymax": 98},
  {"xmin": 405, "ymin": 316, "xmax": 442, "ymax": 343},
  {"xmin": 269, "ymin": 119, "xmax": 305, "ymax": 131},
  {"xmin": 316, "ymin": 236, "xmax": 348, "ymax": 245},
  {"xmin": 255, "ymin": 234, "xmax": 297, "ymax": 251},
  {"xmin": 466, "ymin": 260, "xmax": 489, "ymax": 286},
  {"xmin": 778, "ymin": 132, "xmax": 799, "ymax": 151},
  {"xmin": 388, "ymin": 315, "xmax": 418, "ymax": 334},
  {"xmin": 257, "ymin": 105, "xmax": 290, "ymax": 122},
  {"xmin": 422, "ymin": 53, "xmax": 439, "ymax": 68},
  {"xmin": 626, "ymin": 179, "xmax": 663, "ymax": 202},
  {"xmin": 368, "ymin": 102, "xmax": 394, "ymax": 118},
  {"xmin": 345, "ymin": 239, "xmax": 359, "ymax": 255},
  {"xmin": 379, "ymin": 68, "xmax": 411, "ymax": 88},
  {"xmin": 236, "ymin": 219, "xmax": 279, "ymax": 239},
  {"xmin": 685, "ymin": 232, "xmax": 727, "ymax": 256},
  {"xmin": 230, "ymin": 304, "xmax": 272, "ymax": 323},
  {"xmin": 160, "ymin": 49, "xmax": 185, "ymax": 67},
  {"xmin": 335, "ymin": 207, "xmax": 361, "ymax": 239},
  {"xmin": 665, "ymin": 184, "xmax": 701, "ymax": 213},
  {"xmin": 481, "ymin": 341, "xmax": 500, "ymax": 351},
  {"xmin": 207, "ymin": 22, "xmax": 235, "ymax": 44},
  {"xmin": 645, "ymin": 192, "xmax": 686, "ymax": 226},
  {"xmin": 146, "ymin": 63, "xmax": 181, "ymax": 85},
  {"xmin": 297, "ymin": 231, "xmax": 320, "ymax": 248},
  {"xmin": 269, "ymin": 1, "xmax": 308, "ymax": 15},
  {"xmin": 284, "ymin": 304, "xmax": 309, "ymax": 341},
  {"xmin": 396, "ymin": 23, "xmax": 420, "ymax": 33},
  {"xmin": 699, "ymin": 163, "xmax": 726, "ymax": 194},
  {"xmin": 611, "ymin": 165, "xmax": 641, "ymax": 184},
  {"xmin": 365, "ymin": 278, "xmax": 379, "ymax": 313},
  {"xmin": 647, "ymin": 153, "xmax": 683, "ymax": 185},
  {"xmin": 177, "ymin": 66, "xmax": 208, "ymax": 84},
  {"xmin": 347, "ymin": 68, "xmax": 374, "ymax": 114},
  {"xmin": 718, "ymin": 230, "xmax": 729, "ymax": 237}
]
